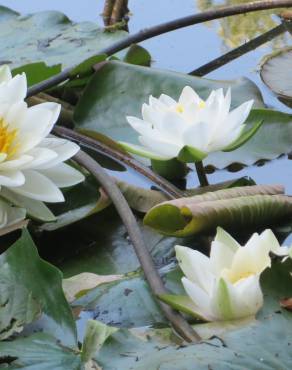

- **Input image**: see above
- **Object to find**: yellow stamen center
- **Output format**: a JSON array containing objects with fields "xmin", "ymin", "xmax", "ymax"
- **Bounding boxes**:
[
  {"xmin": 198, "ymin": 100, "xmax": 206, "ymax": 109},
  {"xmin": 0, "ymin": 118, "xmax": 18, "ymax": 158},
  {"xmin": 222, "ymin": 269, "xmax": 254, "ymax": 285},
  {"xmin": 175, "ymin": 104, "xmax": 184, "ymax": 113}
]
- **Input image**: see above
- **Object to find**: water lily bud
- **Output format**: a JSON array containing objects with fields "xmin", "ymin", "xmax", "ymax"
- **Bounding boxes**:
[{"xmin": 175, "ymin": 227, "xmax": 288, "ymax": 321}]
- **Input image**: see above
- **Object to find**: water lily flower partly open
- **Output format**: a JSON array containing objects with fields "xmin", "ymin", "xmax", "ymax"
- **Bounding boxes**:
[
  {"xmin": 120, "ymin": 86, "xmax": 261, "ymax": 162},
  {"xmin": 0, "ymin": 65, "xmax": 84, "ymax": 203},
  {"xmin": 161, "ymin": 228, "xmax": 287, "ymax": 322}
]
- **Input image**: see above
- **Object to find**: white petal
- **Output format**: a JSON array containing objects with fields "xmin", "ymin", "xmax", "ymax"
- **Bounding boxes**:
[
  {"xmin": 182, "ymin": 277, "xmax": 215, "ymax": 320},
  {"xmin": 141, "ymin": 104, "xmax": 164, "ymax": 128},
  {"xmin": 224, "ymin": 99, "xmax": 254, "ymax": 132},
  {"xmin": 182, "ymin": 121, "xmax": 210, "ymax": 152},
  {"xmin": 207, "ymin": 124, "xmax": 243, "ymax": 152},
  {"xmin": 126, "ymin": 116, "xmax": 154, "ymax": 137},
  {"xmin": 0, "ymin": 155, "xmax": 33, "ymax": 171},
  {"xmin": 211, "ymin": 275, "xmax": 263, "ymax": 321},
  {"xmin": 39, "ymin": 163, "xmax": 85, "ymax": 188},
  {"xmin": 175, "ymin": 245, "xmax": 214, "ymax": 294},
  {"xmin": 139, "ymin": 135, "xmax": 180, "ymax": 158},
  {"xmin": 158, "ymin": 93, "xmax": 176, "ymax": 107},
  {"xmin": 157, "ymin": 110, "xmax": 186, "ymax": 140},
  {"xmin": 149, "ymin": 95, "xmax": 168, "ymax": 110},
  {"xmin": 0, "ymin": 170, "xmax": 25, "ymax": 187},
  {"xmin": 16, "ymin": 106, "xmax": 56, "ymax": 152},
  {"xmin": 11, "ymin": 170, "xmax": 64, "ymax": 202},
  {"xmin": 210, "ymin": 227, "xmax": 240, "ymax": 275},
  {"xmin": 231, "ymin": 275, "xmax": 263, "ymax": 318},
  {"xmin": 2, "ymin": 100, "xmax": 27, "ymax": 128},
  {"xmin": 0, "ymin": 65, "xmax": 12, "ymax": 83},
  {"xmin": 0, "ymin": 73, "xmax": 27, "ymax": 103},
  {"xmin": 243, "ymin": 232, "xmax": 272, "ymax": 272},
  {"xmin": 20, "ymin": 148, "xmax": 58, "ymax": 169},
  {"xmin": 259, "ymin": 229, "xmax": 285, "ymax": 256},
  {"xmin": 36, "ymin": 102, "xmax": 61, "ymax": 137},
  {"xmin": 178, "ymin": 86, "xmax": 201, "ymax": 106},
  {"xmin": 34, "ymin": 138, "xmax": 80, "ymax": 169}
]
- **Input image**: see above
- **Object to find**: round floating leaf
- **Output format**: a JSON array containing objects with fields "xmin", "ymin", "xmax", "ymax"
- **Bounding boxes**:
[
  {"xmin": 0, "ymin": 229, "xmax": 77, "ymax": 346},
  {"xmin": 0, "ymin": 333, "xmax": 81, "ymax": 370},
  {"xmin": 0, "ymin": 7, "xmax": 127, "ymax": 69},
  {"xmin": 260, "ymin": 47, "xmax": 292, "ymax": 101}
]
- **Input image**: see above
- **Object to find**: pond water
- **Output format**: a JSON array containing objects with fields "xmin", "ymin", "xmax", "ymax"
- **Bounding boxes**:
[{"xmin": 3, "ymin": 0, "xmax": 292, "ymax": 264}]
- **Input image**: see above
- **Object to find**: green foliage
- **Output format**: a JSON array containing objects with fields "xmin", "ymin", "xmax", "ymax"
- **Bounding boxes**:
[
  {"xmin": 0, "ymin": 229, "xmax": 77, "ymax": 345},
  {"xmin": 12, "ymin": 62, "xmax": 61, "ymax": 87},
  {"xmin": 0, "ymin": 8, "xmax": 127, "ymax": 69},
  {"xmin": 144, "ymin": 186, "xmax": 292, "ymax": 236}
]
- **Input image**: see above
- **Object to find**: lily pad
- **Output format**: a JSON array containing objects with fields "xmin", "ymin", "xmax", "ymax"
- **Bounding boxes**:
[
  {"xmin": 143, "ymin": 185, "xmax": 292, "ymax": 237},
  {"xmin": 0, "ymin": 229, "xmax": 77, "ymax": 346},
  {"xmin": 0, "ymin": 333, "xmax": 81, "ymax": 370},
  {"xmin": 0, "ymin": 7, "xmax": 127, "ymax": 70},
  {"xmin": 260, "ymin": 47, "xmax": 292, "ymax": 101}
]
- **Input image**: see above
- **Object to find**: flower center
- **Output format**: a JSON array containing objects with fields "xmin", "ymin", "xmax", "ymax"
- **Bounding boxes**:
[
  {"xmin": 175, "ymin": 104, "xmax": 184, "ymax": 113},
  {"xmin": 222, "ymin": 269, "xmax": 254, "ymax": 285},
  {"xmin": 198, "ymin": 100, "xmax": 206, "ymax": 109},
  {"xmin": 0, "ymin": 118, "xmax": 18, "ymax": 158}
]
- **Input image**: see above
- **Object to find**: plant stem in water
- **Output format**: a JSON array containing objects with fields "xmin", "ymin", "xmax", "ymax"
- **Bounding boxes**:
[{"xmin": 195, "ymin": 161, "xmax": 209, "ymax": 187}]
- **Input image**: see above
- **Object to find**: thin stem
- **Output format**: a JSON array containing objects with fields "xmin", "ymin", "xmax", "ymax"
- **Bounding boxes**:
[
  {"xmin": 27, "ymin": 0, "xmax": 292, "ymax": 97},
  {"xmin": 74, "ymin": 150, "xmax": 201, "ymax": 342},
  {"xmin": 53, "ymin": 126, "xmax": 184, "ymax": 199},
  {"xmin": 195, "ymin": 161, "xmax": 209, "ymax": 187},
  {"xmin": 190, "ymin": 23, "xmax": 286, "ymax": 76}
]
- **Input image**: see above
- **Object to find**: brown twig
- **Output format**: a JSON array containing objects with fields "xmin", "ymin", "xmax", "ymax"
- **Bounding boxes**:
[
  {"xmin": 74, "ymin": 150, "xmax": 201, "ymax": 342},
  {"xmin": 27, "ymin": 0, "xmax": 292, "ymax": 97},
  {"xmin": 102, "ymin": 0, "xmax": 115, "ymax": 25},
  {"xmin": 53, "ymin": 126, "xmax": 184, "ymax": 199},
  {"xmin": 190, "ymin": 23, "xmax": 286, "ymax": 76},
  {"xmin": 195, "ymin": 161, "xmax": 209, "ymax": 187}
]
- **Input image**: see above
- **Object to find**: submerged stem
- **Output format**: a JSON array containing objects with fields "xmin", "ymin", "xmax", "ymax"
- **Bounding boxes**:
[
  {"xmin": 195, "ymin": 161, "xmax": 209, "ymax": 187},
  {"xmin": 74, "ymin": 150, "xmax": 201, "ymax": 342}
]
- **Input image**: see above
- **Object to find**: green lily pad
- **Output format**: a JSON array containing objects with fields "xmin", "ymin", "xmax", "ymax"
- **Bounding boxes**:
[
  {"xmin": 56, "ymin": 207, "xmax": 179, "ymax": 277},
  {"xmin": 0, "ymin": 229, "xmax": 77, "ymax": 346},
  {"xmin": 0, "ymin": 7, "xmax": 127, "ymax": 70},
  {"xmin": 260, "ymin": 47, "xmax": 292, "ymax": 101},
  {"xmin": 143, "ymin": 185, "xmax": 291, "ymax": 237},
  {"xmin": 12, "ymin": 61, "xmax": 61, "ymax": 87},
  {"xmin": 0, "ymin": 333, "xmax": 81, "ymax": 370}
]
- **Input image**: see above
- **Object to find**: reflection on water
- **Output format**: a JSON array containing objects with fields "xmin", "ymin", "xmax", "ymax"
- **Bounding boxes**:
[{"xmin": 198, "ymin": 0, "xmax": 289, "ymax": 49}]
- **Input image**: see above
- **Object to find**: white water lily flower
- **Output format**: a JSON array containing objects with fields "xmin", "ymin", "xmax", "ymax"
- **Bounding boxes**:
[
  {"xmin": 120, "ymin": 86, "xmax": 259, "ymax": 162},
  {"xmin": 174, "ymin": 227, "xmax": 287, "ymax": 321},
  {"xmin": 0, "ymin": 65, "xmax": 84, "ymax": 203}
]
